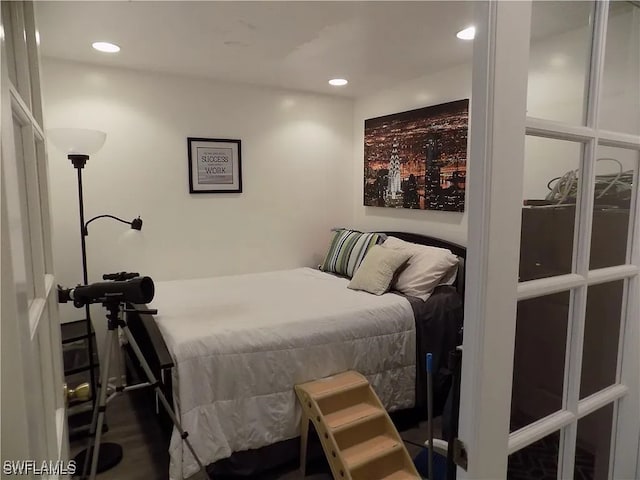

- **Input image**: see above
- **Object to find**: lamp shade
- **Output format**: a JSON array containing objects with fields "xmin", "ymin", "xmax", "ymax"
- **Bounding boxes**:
[{"xmin": 48, "ymin": 128, "xmax": 107, "ymax": 155}]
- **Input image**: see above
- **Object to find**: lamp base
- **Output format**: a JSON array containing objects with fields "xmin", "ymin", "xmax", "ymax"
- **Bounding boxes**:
[
  {"xmin": 73, "ymin": 442, "xmax": 123, "ymax": 474},
  {"xmin": 68, "ymin": 154, "xmax": 89, "ymax": 169}
]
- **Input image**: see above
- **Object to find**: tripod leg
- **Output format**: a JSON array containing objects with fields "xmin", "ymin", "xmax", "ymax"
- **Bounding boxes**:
[
  {"xmin": 81, "ymin": 327, "xmax": 115, "ymax": 479},
  {"xmin": 82, "ymin": 365, "xmax": 103, "ymax": 477},
  {"xmin": 88, "ymin": 329, "xmax": 116, "ymax": 480},
  {"xmin": 120, "ymin": 324, "xmax": 212, "ymax": 480}
]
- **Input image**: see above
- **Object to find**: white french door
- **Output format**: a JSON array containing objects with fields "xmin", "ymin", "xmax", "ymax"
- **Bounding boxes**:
[
  {"xmin": 461, "ymin": 1, "xmax": 639, "ymax": 479},
  {"xmin": 1, "ymin": 0, "xmax": 68, "ymax": 468}
]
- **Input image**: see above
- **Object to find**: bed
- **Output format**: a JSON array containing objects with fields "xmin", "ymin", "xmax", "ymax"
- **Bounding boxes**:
[{"xmin": 124, "ymin": 232, "xmax": 465, "ymax": 479}]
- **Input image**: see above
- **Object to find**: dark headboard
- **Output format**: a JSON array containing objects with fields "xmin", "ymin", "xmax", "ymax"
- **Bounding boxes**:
[{"xmin": 379, "ymin": 231, "xmax": 466, "ymax": 298}]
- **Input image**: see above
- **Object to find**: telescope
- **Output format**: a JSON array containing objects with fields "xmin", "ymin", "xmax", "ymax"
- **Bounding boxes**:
[
  {"xmin": 64, "ymin": 272, "xmax": 209, "ymax": 480},
  {"xmin": 58, "ymin": 275, "xmax": 155, "ymax": 307}
]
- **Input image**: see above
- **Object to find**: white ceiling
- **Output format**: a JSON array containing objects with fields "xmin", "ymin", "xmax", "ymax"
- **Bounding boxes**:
[
  {"xmin": 35, "ymin": 1, "xmax": 475, "ymax": 97},
  {"xmin": 35, "ymin": 1, "xmax": 597, "ymax": 98}
]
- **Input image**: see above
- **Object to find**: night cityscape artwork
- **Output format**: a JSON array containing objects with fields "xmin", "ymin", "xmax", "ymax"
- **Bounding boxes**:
[{"xmin": 364, "ymin": 99, "xmax": 469, "ymax": 211}]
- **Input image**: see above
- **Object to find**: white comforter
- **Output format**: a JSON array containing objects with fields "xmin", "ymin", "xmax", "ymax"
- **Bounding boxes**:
[{"xmin": 151, "ymin": 267, "xmax": 416, "ymax": 480}]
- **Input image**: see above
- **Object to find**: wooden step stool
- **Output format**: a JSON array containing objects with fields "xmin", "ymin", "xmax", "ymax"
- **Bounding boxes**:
[{"xmin": 295, "ymin": 371, "xmax": 421, "ymax": 480}]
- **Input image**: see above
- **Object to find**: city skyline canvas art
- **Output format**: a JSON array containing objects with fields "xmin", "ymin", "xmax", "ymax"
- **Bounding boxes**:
[{"xmin": 364, "ymin": 99, "xmax": 469, "ymax": 211}]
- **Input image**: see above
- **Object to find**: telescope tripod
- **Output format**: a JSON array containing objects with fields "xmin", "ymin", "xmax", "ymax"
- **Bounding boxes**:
[{"xmin": 80, "ymin": 299, "xmax": 211, "ymax": 480}]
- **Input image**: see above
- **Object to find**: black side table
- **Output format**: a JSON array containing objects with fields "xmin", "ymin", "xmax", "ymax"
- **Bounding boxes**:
[{"xmin": 61, "ymin": 319, "xmax": 100, "ymax": 438}]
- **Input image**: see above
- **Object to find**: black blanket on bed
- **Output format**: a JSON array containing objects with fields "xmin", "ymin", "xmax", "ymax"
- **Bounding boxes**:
[{"xmin": 406, "ymin": 285, "xmax": 463, "ymax": 417}]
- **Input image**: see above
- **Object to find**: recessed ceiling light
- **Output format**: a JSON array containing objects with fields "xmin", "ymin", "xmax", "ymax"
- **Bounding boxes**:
[
  {"xmin": 328, "ymin": 78, "xmax": 348, "ymax": 86},
  {"xmin": 456, "ymin": 26, "xmax": 475, "ymax": 41},
  {"xmin": 92, "ymin": 41, "xmax": 120, "ymax": 53}
]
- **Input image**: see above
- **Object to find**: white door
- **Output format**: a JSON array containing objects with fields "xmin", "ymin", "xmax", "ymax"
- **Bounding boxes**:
[
  {"xmin": 460, "ymin": 1, "xmax": 639, "ymax": 479},
  {"xmin": 1, "ymin": 0, "xmax": 68, "ymax": 471}
]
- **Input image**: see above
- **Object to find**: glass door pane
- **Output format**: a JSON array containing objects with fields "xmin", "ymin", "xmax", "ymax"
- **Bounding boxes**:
[
  {"xmin": 4, "ymin": 1, "xmax": 32, "ymax": 107},
  {"xmin": 590, "ymin": 145, "xmax": 638, "ymax": 269},
  {"xmin": 520, "ymin": 137, "xmax": 583, "ymax": 281},
  {"xmin": 575, "ymin": 403, "xmax": 614, "ymax": 480},
  {"xmin": 508, "ymin": 431, "xmax": 561, "ymax": 479},
  {"xmin": 599, "ymin": 2, "xmax": 640, "ymax": 135},
  {"xmin": 1, "ymin": 1, "xmax": 18, "ymax": 86},
  {"xmin": 511, "ymin": 292, "xmax": 570, "ymax": 432},
  {"xmin": 13, "ymin": 116, "xmax": 35, "ymax": 303},
  {"xmin": 580, "ymin": 280, "xmax": 624, "ymax": 399},
  {"xmin": 527, "ymin": 1, "xmax": 594, "ymax": 124}
]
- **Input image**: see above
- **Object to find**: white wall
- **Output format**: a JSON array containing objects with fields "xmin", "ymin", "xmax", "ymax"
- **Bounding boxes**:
[
  {"xmin": 352, "ymin": 64, "xmax": 471, "ymax": 246},
  {"xmin": 42, "ymin": 6, "xmax": 636, "ymax": 342},
  {"xmin": 41, "ymin": 58, "xmax": 354, "ymax": 334},
  {"xmin": 350, "ymin": 5, "xmax": 639, "ymax": 245}
]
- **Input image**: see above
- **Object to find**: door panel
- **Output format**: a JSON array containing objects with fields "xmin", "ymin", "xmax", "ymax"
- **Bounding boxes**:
[
  {"xmin": 461, "ymin": 1, "xmax": 639, "ymax": 478},
  {"xmin": 1, "ymin": 0, "xmax": 67, "ymax": 467}
]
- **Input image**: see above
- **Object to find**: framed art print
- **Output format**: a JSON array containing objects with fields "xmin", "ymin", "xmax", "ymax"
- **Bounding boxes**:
[
  {"xmin": 187, "ymin": 137, "xmax": 242, "ymax": 194},
  {"xmin": 363, "ymin": 99, "xmax": 468, "ymax": 211}
]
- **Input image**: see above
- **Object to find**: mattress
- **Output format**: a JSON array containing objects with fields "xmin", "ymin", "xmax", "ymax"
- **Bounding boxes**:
[{"xmin": 151, "ymin": 267, "xmax": 416, "ymax": 480}]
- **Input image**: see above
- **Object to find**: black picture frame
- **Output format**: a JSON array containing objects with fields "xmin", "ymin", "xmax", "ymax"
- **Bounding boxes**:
[{"xmin": 187, "ymin": 137, "xmax": 242, "ymax": 194}]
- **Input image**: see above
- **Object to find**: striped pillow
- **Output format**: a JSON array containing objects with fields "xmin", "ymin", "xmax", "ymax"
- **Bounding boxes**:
[{"xmin": 320, "ymin": 229, "xmax": 383, "ymax": 278}]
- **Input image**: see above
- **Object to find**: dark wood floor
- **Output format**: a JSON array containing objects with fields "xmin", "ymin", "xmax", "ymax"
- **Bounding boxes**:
[
  {"xmin": 69, "ymin": 390, "xmax": 592, "ymax": 480},
  {"xmin": 70, "ymin": 391, "xmax": 169, "ymax": 480},
  {"xmin": 70, "ymin": 390, "xmax": 432, "ymax": 480}
]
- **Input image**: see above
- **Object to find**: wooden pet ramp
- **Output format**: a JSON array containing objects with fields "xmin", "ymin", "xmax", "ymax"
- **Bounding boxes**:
[{"xmin": 295, "ymin": 371, "xmax": 421, "ymax": 480}]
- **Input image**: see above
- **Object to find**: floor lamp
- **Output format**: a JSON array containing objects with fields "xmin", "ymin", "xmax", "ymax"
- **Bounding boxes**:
[{"xmin": 48, "ymin": 128, "xmax": 134, "ymax": 473}]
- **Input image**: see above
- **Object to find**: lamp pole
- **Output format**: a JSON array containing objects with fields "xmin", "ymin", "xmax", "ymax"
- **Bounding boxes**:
[
  {"xmin": 68, "ymin": 153, "xmax": 124, "ymax": 475},
  {"xmin": 70, "ymin": 154, "xmax": 97, "ymax": 409}
]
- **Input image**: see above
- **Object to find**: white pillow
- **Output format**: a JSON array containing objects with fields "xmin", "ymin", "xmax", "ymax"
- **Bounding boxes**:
[
  {"xmin": 380, "ymin": 236, "xmax": 459, "ymax": 300},
  {"xmin": 347, "ymin": 245, "xmax": 411, "ymax": 295},
  {"xmin": 440, "ymin": 264, "xmax": 459, "ymax": 286}
]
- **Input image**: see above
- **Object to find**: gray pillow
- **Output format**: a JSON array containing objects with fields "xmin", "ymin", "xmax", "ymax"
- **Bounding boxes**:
[{"xmin": 348, "ymin": 245, "xmax": 411, "ymax": 295}]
